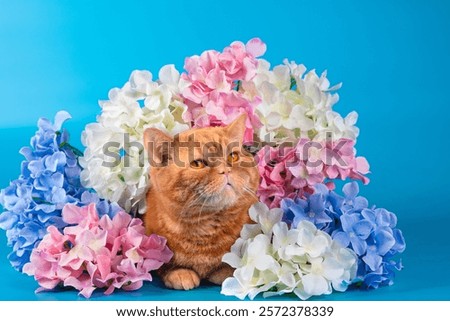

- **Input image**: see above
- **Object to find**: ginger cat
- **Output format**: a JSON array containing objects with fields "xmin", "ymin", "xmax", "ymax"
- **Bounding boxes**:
[{"xmin": 143, "ymin": 115, "xmax": 259, "ymax": 290}]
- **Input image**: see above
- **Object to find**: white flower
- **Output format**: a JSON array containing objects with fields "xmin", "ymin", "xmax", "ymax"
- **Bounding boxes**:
[
  {"xmin": 159, "ymin": 64, "xmax": 182, "ymax": 94},
  {"xmin": 221, "ymin": 268, "xmax": 277, "ymax": 300},
  {"xmin": 248, "ymin": 58, "xmax": 359, "ymax": 144},
  {"xmin": 329, "ymin": 242, "xmax": 358, "ymax": 292},
  {"xmin": 314, "ymin": 110, "xmax": 360, "ymax": 141},
  {"xmin": 223, "ymin": 234, "xmax": 279, "ymax": 277},
  {"xmin": 221, "ymin": 202, "xmax": 357, "ymax": 300},
  {"xmin": 222, "ymin": 233, "xmax": 280, "ymax": 300},
  {"xmin": 272, "ymin": 221, "xmax": 299, "ymax": 261},
  {"xmin": 80, "ymin": 66, "xmax": 190, "ymax": 214},
  {"xmin": 248, "ymin": 201, "xmax": 283, "ymax": 236},
  {"xmin": 296, "ymin": 220, "xmax": 332, "ymax": 258},
  {"xmin": 284, "ymin": 59, "xmax": 307, "ymax": 80}
]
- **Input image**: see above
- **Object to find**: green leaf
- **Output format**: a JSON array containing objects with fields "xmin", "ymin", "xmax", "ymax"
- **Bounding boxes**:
[
  {"xmin": 32, "ymin": 197, "xmax": 53, "ymax": 205},
  {"xmin": 235, "ymin": 80, "xmax": 241, "ymax": 91},
  {"xmin": 59, "ymin": 142, "xmax": 84, "ymax": 157},
  {"xmin": 290, "ymin": 76, "xmax": 297, "ymax": 90}
]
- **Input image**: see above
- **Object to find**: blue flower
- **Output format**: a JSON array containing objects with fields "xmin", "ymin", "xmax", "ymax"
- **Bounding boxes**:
[
  {"xmin": 281, "ymin": 181, "xmax": 406, "ymax": 289},
  {"xmin": 0, "ymin": 111, "xmax": 122, "ymax": 272},
  {"xmin": 333, "ymin": 213, "xmax": 373, "ymax": 256},
  {"xmin": 341, "ymin": 181, "xmax": 369, "ymax": 212},
  {"xmin": 281, "ymin": 194, "xmax": 333, "ymax": 230},
  {"xmin": 79, "ymin": 191, "xmax": 122, "ymax": 219}
]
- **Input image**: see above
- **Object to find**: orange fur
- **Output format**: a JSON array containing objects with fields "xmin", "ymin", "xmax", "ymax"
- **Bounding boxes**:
[{"xmin": 143, "ymin": 115, "xmax": 259, "ymax": 290}]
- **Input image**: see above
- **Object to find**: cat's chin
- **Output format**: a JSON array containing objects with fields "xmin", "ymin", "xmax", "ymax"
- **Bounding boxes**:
[
  {"xmin": 218, "ymin": 183, "xmax": 239, "ymax": 203},
  {"xmin": 194, "ymin": 189, "xmax": 238, "ymax": 213}
]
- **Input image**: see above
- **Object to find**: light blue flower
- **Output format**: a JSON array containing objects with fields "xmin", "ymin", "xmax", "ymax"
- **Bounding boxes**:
[
  {"xmin": 362, "ymin": 227, "xmax": 396, "ymax": 271},
  {"xmin": 341, "ymin": 181, "xmax": 369, "ymax": 212},
  {"xmin": 333, "ymin": 213, "xmax": 373, "ymax": 256},
  {"xmin": 79, "ymin": 191, "xmax": 122, "ymax": 219},
  {"xmin": 281, "ymin": 182, "xmax": 406, "ymax": 289},
  {"xmin": 0, "ymin": 111, "xmax": 123, "ymax": 272}
]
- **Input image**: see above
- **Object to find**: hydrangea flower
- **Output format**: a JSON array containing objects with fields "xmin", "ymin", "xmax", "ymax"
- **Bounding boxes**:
[
  {"xmin": 256, "ymin": 138, "xmax": 369, "ymax": 209},
  {"xmin": 281, "ymin": 182, "xmax": 406, "ymax": 288},
  {"xmin": 23, "ymin": 203, "xmax": 173, "ymax": 298},
  {"xmin": 80, "ymin": 38, "xmax": 367, "ymax": 217},
  {"xmin": 80, "ymin": 66, "xmax": 190, "ymax": 214},
  {"xmin": 180, "ymin": 38, "xmax": 265, "ymax": 142},
  {"xmin": 0, "ymin": 39, "xmax": 405, "ymax": 301},
  {"xmin": 0, "ymin": 111, "xmax": 122, "ymax": 271},
  {"xmin": 221, "ymin": 202, "xmax": 357, "ymax": 300},
  {"xmin": 244, "ymin": 58, "xmax": 359, "ymax": 143}
]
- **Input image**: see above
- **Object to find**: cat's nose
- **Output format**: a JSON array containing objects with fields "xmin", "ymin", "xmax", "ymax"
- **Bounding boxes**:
[{"xmin": 218, "ymin": 167, "xmax": 231, "ymax": 175}]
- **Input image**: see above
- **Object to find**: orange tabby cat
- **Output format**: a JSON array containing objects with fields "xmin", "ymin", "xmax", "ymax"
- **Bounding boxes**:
[{"xmin": 143, "ymin": 115, "xmax": 259, "ymax": 290}]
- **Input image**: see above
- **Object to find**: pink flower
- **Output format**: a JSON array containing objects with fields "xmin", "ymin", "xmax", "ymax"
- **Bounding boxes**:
[
  {"xmin": 181, "ymin": 38, "xmax": 266, "ymax": 142},
  {"xmin": 256, "ymin": 145, "xmax": 304, "ymax": 209},
  {"xmin": 319, "ymin": 138, "xmax": 370, "ymax": 184},
  {"xmin": 256, "ymin": 138, "xmax": 370, "ymax": 208},
  {"xmin": 23, "ymin": 204, "xmax": 172, "ymax": 298},
  {"xmin": 218, "ymin": 39, "xmax": 266, "ymax": 81}
]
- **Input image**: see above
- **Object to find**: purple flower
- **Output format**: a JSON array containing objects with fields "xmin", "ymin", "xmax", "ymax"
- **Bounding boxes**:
[{"xmin": 0, "ymin": 111, "xmax": 122, "ymax": 272}]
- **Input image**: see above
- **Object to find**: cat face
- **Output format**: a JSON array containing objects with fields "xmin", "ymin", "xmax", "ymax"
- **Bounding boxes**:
[{"xmin": 144, "ymin": 115, "xmax": 259, "ymax": 215}]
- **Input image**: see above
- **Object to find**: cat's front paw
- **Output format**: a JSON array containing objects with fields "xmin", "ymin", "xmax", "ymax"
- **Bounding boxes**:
[
  {"xmin": 208, "ymin": 264, "xmax": 234, "ymax": 285},
  {"xmin": 163, "ymin": 268, "xmax": 200, "ymax": 290}
]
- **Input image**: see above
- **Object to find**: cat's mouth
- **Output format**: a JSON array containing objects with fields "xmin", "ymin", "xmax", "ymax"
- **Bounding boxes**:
[
  {"xmin": 222, "ymin": 177, "xmax": 235, "ymax": 191},
  {"xmin": 192, "ymin": 178, "xmax": 238, "ymax": 211},
  {"xmin": 224, "ymin": 183, "xmax": 234, "ymax": 193}
]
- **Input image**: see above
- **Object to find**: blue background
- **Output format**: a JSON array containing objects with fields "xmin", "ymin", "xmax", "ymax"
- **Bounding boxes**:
[{"xmin": 0, "ymin": 0, "xmax": 449, "ymax": 300}]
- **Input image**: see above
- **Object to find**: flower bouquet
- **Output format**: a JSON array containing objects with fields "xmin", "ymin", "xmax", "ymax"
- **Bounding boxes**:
[{"xmin": 0, "ymin": 38, "xmax": 405, "ymax": 299}]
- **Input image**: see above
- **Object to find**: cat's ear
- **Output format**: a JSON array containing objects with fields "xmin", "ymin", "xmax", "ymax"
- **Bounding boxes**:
[
  {"xmin": 144, "ymin": 128, "xmax": 173, "ymax": 166},
  {"xmin": 226, "ymin": 114, "xmax": 247, "ymax": 143}
]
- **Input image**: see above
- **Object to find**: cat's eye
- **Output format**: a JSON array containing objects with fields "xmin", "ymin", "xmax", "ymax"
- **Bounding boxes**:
[
  {"xmin": 190, "ymin": 159, "xmax": 207, "ymax": 169},
  {"xmin": 227, "ymin": 151, "xmax": 240, "ymax": 163}
]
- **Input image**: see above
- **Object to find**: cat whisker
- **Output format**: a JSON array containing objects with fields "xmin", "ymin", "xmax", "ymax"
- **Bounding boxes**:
[
  {"xmin": 196, "ymin": 194, "xmax": 214, "ymax": 226},
  {"xmin": 233, "ymin": 175, "xmax": 259, "ymax": 202},
  {"xmin": 179, "ymin": 191, "xmax": 203, "ymax": 217},
  {"xmin": 181, "ymin": 185, "xmax": 215, "ymax": 217},
  {"xmin": 242, "ymin": 185, "xmax": 259, "ymax": 201}
]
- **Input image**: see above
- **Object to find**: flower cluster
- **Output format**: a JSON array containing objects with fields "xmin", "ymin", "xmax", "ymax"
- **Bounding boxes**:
[
  {"xmin": 80, "ymin": 67, "xmax": 190, "ymax": 214},
  {"xmin": 80, "ymin": 38, "xmax": 367, "ymax": 216},
  {"xmin": 257, "ymin": 138, "xmax": 370, "ymax": 209},
  {"xmin": 221, "ymin": 202, "xmax": 357, "ymax": 300},
  {"xmin": 0, "ymin": 39, "xmax": 405, "ymax": 300},
  {"xmin": 281, "ymin": 183, "xmax": 406, "ymax": 288},
  {"xmin": 23, "ymin": 204, "xmax": 173, "ymax": 298},
  {"xmin": 180, "ymin": 38, "xmax": 266, "ymax": 142},
  {"xmin": 0, "ymin": 111, "xmax": 121, "ymax": 271},
  {"xmin": 246, "ymin": 59, "xmax": 359, "ymax": 143}
]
